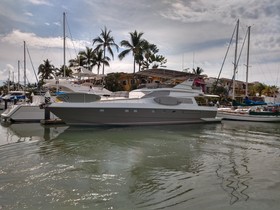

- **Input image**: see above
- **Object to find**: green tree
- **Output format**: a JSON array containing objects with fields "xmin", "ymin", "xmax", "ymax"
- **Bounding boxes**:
[
  {"xmin": 93, "ymin": 27, "xmax": 119, "ymax": 75},
  {"xmin": 192, "ymin": 67, "xmax": 204, "ymax": 75},
  {"xmin": 104, "ymin": 73, "xmax": 124, "ymax": 92},
  {"xmin": 137, "ymin": 40, "xmax": 167, "ymax": 70},
  {"xmin": 211, "ymin": 84, "xmax": 227, "ymax": 96},
  {"xmin": 69, "ymin": 55, "xmax": 85, "ymax": 67},
  {"xmin": 149, "ymin": 54, "xmax": 167, "ymax": 69},
  {"xmin": 56, "ymin": 65, "xmax": 72, "ymax": 77},
  {"xmin": 262, "ymin": 85, "xmax": 279, "ymax": 97},
  {"xmin": 119, "ymin": 30, "xmax": 146, "ymax": 73},
  {"xmin": 94, "ymin": 49, "xmax": 110, "ymax": 75},
  {"xmin": 79, "ymin": 47, "xmax": 97, "ymax": 70},
  {"xmin": 252, "ymin": 83, "xmax": 266, "ymax": 96},
  {"xmin": 38, "ymin": 59, "xmax": 57, "ymax": 84}
]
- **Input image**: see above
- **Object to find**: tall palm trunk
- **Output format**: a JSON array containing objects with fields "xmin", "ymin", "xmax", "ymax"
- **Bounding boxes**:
[
  {"xmin": 102, "ymin": 46, "xmax": 106, "ymax": 75},
  {"xmin": 133, "ymin": 56, "xmax": 136, "ymax": 74}
]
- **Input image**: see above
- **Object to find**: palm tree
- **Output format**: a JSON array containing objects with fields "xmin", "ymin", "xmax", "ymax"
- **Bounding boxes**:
[
  {"xmin": 118, "ymin": 30, "xmax": 146, "ymax": 74},
  {"xmin": 38, "ymin": 59, "xmax": 57, "ymax": 84},
  {"xmin": 252, "ymin": 82, "xmax": 266, "ymax": 96},
  {"xmin": 56, "ymin": 65, "xmax": 72, "ymax": 77},
  {"xmin": 137, "ymin": 41, "xmax": 157, "ymax": 71},
  {"xmin": 149, "ymin": 54, "xmax": 167, "ymax": 69},
  {"xmin": 79, "ymin": 47, "xmax": 97, "ymax": 70},
  {"xmin": 262, "ymin": 85, "xmax": 279, "ymax": 97},
  {"xmin": 92, "ymin": 27, "xmax": 119, "ymax": 75},
  {"xmin": 192, "ymin": 67, "xmax": 204, "ymax": 75},
  {"xmin": 69, "ymin": 55, "xmax": 85, "ymax": 67},
  {"xmin": 94, "ymin": 49, "xmax": 110, "ymax": 75}
]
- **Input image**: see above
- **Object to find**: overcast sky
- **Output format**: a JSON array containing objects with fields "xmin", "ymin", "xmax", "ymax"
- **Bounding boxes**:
[{"xmin": 0, "ymin": 0, "xmax": 279, "ymax": 85}]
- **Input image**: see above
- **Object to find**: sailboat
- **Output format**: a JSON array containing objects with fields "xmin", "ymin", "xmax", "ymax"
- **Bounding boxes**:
[
  {"xmin": 217, "ymin": 22, "xmax": 280, "ymax": 122},
  {"xmin": 0, "ymin": 13, "xmax": 113, "ymax": 123}
]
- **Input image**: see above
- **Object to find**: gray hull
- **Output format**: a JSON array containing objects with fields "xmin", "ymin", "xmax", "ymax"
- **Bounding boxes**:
[
  {"xmin": 48, "ymin": 107, "xmax": 217, "ymax": 125},
  {"xmin": 1, "ymin": 105, "xmax": 57, "ymax": 122}
]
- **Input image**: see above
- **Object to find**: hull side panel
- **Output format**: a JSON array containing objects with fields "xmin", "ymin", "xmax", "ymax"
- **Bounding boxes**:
[{"xmin": 48, "ymin": 107, "xmax": 217, "ymax": 125}]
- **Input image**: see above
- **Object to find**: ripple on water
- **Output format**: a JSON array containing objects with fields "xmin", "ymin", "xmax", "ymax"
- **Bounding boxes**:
[
  {"xmin": 134, "ymin": 169, "xmax": 196, "ymax": 209},
  {"xmin": 0, "ymin": 122, "xmax": 280, "ymax": 209}
]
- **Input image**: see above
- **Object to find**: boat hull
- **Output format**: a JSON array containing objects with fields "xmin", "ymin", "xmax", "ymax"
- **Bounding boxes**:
[
  {"xmin": 1, "ymin": 104, "xmax": 58, "ymax": 122},
  {"xmin": 48, "ymin": 106, "xmax": 217, "ymax": 125},
  {"xmin": 217, "ymin": 111, "xmax": 280, "ymax": 122}
]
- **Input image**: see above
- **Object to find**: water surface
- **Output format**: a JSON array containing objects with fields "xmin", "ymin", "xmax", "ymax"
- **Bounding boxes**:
[{"xmin": 0, "ymin": 121, "xmax": 279, "ymax": 209}]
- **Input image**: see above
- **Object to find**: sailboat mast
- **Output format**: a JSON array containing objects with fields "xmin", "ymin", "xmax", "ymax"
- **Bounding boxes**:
[
  {"xmin": 63, "ymin": 12, "xmax": 66, "ymax": 77},
  {"xmin": 245, "ymin": 26, "xmax": 251, "ymax": 97},
  {"xmin": 24, "ymin": 41, "xmax": 26, "ymax": 97},
  {"xmin": 18, "ymin": 60, "xmax": 20, "ymax": 90},
  {"xmin": 232, "ymin": 19, "xmax": 239, "ymax": 100},
  {"xmin": 8, "ymin": 70, "xmax": 10, "ymax": 93}
]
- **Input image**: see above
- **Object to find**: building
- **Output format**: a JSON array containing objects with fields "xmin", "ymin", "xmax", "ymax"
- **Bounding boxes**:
[{"xmin": 118, "ymin": 68, "xmax": 206, "ymax": 91}]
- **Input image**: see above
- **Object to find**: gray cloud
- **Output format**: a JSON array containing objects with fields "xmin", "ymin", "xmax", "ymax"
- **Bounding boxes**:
[{"xmin": 0, "ymin": 0, "xmax": 279, "ymax": 85}]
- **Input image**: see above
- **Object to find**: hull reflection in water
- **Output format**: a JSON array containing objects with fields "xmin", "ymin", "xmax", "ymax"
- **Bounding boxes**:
[
  {"xmin": 0, "ymin": 123, "xmax": 280, "ymax": 209},
  {"xmin": 0, "ymin": 122, "xmax": 69, "ymax": 145}
]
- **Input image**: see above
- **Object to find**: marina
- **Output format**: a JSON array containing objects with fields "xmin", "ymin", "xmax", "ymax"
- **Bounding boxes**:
[
  {"xmin": 0, "ymin": 1, "xmax": 280, "ymax": 209},
  {"xmin": 0, "ymin": 121, "xmax": 279, "ymax": 209}
]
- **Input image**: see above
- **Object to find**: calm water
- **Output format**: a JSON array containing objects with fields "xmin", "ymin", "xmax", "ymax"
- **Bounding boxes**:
[{"xmin": 0, "ymin": 121, "xmax": 280, "ymax": 210}]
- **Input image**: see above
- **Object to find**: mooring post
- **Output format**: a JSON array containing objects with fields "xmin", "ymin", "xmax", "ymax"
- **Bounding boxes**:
[
  {"xmin": 44, "ymin": 91, "xmax": 51, "ymax": 120},
  {"xmin": 4, "ymin": 99, "xmax": 8, "ymax": 109},
  {"xmin": 30, "ymin": 92, "xmax": 34, "ymax": 104}
]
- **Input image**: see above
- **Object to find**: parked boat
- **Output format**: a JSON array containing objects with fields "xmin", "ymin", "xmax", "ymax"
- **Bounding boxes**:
[
  {"xmin": 46, "ymin": 79, "xmax": 219, "ymax": 126},
  {"xmin": 1, "ymin": 90, "xmax": 27, "ymax": 101},
  {"xmin": 0, "ymin": 12, "xmax": 126, "ymax": 123},
  {"xmin": 43, "ymin": 77, "xmax": 112, "ymax": 97},
  {"xmin": 0, "ymin": 91, "xmax": 55, "ymax": 123},
  {"xmin": 216, "ymin": 22, "xmax": 280, "ymax": 122},
  {"xmin": 0, "ymin": 82, "xmax": 122, "ymax": 123},
  {"xmin": 0, "ymin": 90, "xmax": 28, "ymax": 110},
  {"xmin": 217, "ymin": 104, "xmax": 280, "ymax": 122}
]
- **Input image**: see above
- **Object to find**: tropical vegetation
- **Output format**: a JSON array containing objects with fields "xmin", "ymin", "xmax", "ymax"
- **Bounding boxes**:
[
  {"xmin": 37, "ymin": 59, "xmax": 57, "ymax": 86},
  {"xmin": 92, "ymin": 27, "xmax": 119, "ymax": 75},
  {"xmin": 118, "ymin": 30, "xmax": 167, "ymax": 73},
  {"xmin": 1, "ymin": 26, "xmax": 279, "ymax": 99}
]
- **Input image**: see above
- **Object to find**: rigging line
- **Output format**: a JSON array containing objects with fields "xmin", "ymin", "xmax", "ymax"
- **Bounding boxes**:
[
  {"xmin": 252, "ymin": 51, "xmax": 274, "ymax": 85},
  {"xmin": 19, "ymin": 60, "xmax": 31, "ymax": 84},
  {"xmin": 26, "ymin": 45, "xmax": 39, "ymax": 83},
  {"xmin": 253, "ymin": 55, "xmax": 270, "ymax": 84},
  {"xmin": 235, "ymin": 29, "xmax": 248, "ymax": 75},
  {"xmin": 213, "ymin": 23, "xmax": 237, "ymax": 92},
  {"xmin": 66, "ymin": 42, "xmax": 75, "ymax": 65},
  {"xmin": 248, "ymin": 29, "xmax": 276, "ymax": 86},
  {"xmin": 276, "ymin": 63, "xmax": 280, "ymax": 86},
  {"xmin": 65, "ymin": 14, "xmax": 79, "ymax": 60},
  {"xmin": 227, "ymin": 27, "xmax": 248, "ymax": 95},
  {"xmin": 18, "ymin": 63, "xmax": 30, "ymax": 85}
]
